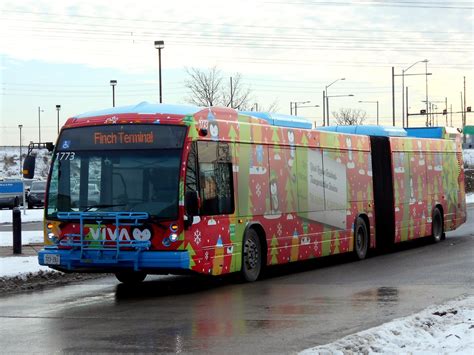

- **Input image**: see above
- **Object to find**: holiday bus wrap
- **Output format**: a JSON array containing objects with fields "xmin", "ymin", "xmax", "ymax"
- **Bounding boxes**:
[{"xmin": 37, "ymin": 102, "xmax": 466, "ymax": 283}]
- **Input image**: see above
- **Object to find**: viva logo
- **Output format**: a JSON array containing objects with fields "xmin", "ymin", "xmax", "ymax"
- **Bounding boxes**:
[{"xmin": 87, "ymin": 225, "xmax": 152, "ymax": 241}]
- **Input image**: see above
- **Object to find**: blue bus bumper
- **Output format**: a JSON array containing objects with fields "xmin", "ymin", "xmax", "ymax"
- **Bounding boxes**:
[{"xmin": 38, "ymin": 248, "xmax": 190, "ymax": 273}]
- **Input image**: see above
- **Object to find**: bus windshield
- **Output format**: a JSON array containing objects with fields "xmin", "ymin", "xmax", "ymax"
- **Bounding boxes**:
[{"xmin": 46, "ymin": 124, "xmax": 186, "ymax": 220}]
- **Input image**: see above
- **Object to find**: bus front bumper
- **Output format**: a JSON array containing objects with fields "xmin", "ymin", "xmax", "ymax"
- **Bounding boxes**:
[{"xmin": 38, "ymin": 248, "xmax": 190, "ymax": 273}]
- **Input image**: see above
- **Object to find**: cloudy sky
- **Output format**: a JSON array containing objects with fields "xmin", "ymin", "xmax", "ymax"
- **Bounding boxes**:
[{"xmin": 0, "ymin": 0, "xmax": 473, "ymax": 145}]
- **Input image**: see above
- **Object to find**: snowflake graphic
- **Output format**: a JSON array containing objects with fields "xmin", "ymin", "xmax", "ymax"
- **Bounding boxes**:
[
  {"xmin": 194, "ymin": 230, "xmax": 202, "ymax": 245},
  {"xmin": 256, "ymin": 183, "xmax": 262, "ymax": 197},
  {"xmin": 104, "ymin": 116, "xmax": 118, "ymax": 124},
  {"xmin": 204, "ymin": 251, "xmax": 209, "ymax": 260},
  {"xmin": 277, "ymin": 223, "xmax": 283, "ymax": 236}
]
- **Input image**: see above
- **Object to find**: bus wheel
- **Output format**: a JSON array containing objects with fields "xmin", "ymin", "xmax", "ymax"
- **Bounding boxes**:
[
  {"xmin": 115, "ymin": 271, "xmax": 147, "ymax": 284},
  {"xmin": 431, "ymin": 208, "xmax": 444, "ymax": 243},
  {"xmin": 354, "ymin": 217, "xmax": 369, "ymax": 260},
  {"xmin": 241, "ymin": 229, "xmax": 262, "ymax": 282}
]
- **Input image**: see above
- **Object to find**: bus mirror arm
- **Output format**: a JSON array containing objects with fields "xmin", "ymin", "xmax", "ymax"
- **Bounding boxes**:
[{"xmin": 184, "ymin": 191, "xmax": 199, "ymax": 229}]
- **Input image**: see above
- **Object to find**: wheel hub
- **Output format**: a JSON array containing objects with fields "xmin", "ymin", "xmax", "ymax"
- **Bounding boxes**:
[{"xmin": 245, "ymin": 239, "xmax": 258, "ymax": 269}]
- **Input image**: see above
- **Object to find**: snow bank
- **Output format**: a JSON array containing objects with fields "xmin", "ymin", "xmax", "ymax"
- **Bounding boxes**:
[
  {"xmin": 0, "ymin": 230, "xmax": 43, "ymax": 246},
  {"xmin": 463, "ymin": 149, "xmax": 474, "ymax": 168},
  {"xmin": 0, "ymin": 256, "xmax": 54, "ymax": 277},
  {"xmin": 0, "ymin": 208, "xmax": 44, "ymax": 224},
  {"xmin": 301, "ymin": 295, "xmax": 474, "ymax": 355},
  {"xmin": 0, "ymin": 146, "xmax": 51, "ymax": 178}
]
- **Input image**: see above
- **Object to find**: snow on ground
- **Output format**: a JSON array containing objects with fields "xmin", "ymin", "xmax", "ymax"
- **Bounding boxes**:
[
  {"xmin": 464, "ymin": 149, "xmax": 474, "ymax": 168},
  {"xmin": 300, "ymin": 295, "xmax": 474, "ymax": 355},
  {"xmin": 0, "ymin": 256, "xmax": 55, "ymax": 277},
  {"xmin": 0, "ymin": 146, "xmax": 51, "ymax": 179},
  {"xmin": 0, "ymin": 230, "xmax": 43, "ymax": 246},
  {"xmin": 0, "ymin": 208, "xmax": 44, "ymax": 224},
  {"xmin": 467, "ymin": 193, "xmax": 474, "ymax": 205}
]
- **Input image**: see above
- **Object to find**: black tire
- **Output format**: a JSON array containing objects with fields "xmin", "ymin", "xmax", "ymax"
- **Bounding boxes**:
[
  {"xmin": 431, "ymin": 208, "xmax": 444, "ymax": 243},
  {"xmin": 28, "ymin": 203, "xmax": 33, "ymax": 209},
  {"xmin": 115, "ymin": 271, "xmax": 147, "ymax": 284},
  {"xmin": 354, "ymin": 217, "xmax": 369, "ymax": 260},
  {"xmin": 241, "ymin": 229, "xmax": 262, "ymax": 282}
]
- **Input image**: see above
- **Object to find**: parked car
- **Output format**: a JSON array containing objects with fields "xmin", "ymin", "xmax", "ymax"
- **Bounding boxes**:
[
  {"xmin": 0, "ymin": 178, "xmax": 23, "ymax": 209},
  {"xmin": 28, "ymin": 181, "xmax": 47, "ymax": 209}
]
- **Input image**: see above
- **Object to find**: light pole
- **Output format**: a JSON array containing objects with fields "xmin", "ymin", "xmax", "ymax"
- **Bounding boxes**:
[
  {"xmin": 402, "ymin": 59, "xmax": 428, "ymax": 127},
  {"xmin": 56, "ymin": 105, "xmax": 61, "ymax": 134},
  {"xmin": 38, "ymin": 106, "xmax": 44, "ymax": 143},
  {"xmin": 292, "ymin": 100, "xmax": 310, "ymax": 116},
  {"xmin": 18, "ymin": 125, "xmax": 23, "ymax": 176},
  {"xmin": 359, "ymin": 100, "xmax": 379, "ymax": 125},
  {"xmin": 154, "ymin": 40, "xmax": 165, "ymax": 103},
  {"xmin": 325, "ymin": 78, "xmax": 345, "ymax": 125},
  {"xmin": 327, "ymin": 94, "xmax": 354, "ymax": 125},
  {"xmin": 110, "ymin": 80, "xmax": 117, "ymax": 107}
]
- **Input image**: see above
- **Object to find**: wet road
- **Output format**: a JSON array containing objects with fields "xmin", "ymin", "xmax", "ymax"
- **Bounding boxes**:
[
  {"xmin": 1, "ymin": 207, "xmax": 473, "ymax": 353},
  {"xmin": 0, "ymin": 220, "xmax": 43, "ymax": 231}
]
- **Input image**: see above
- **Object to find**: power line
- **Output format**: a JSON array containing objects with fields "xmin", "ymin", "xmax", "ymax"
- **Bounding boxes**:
[{"xmin": 2, "ymin": 10, "xmax": 471, "ymax": 34}]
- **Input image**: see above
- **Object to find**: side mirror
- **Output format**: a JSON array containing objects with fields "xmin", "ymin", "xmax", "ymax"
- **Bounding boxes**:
[
  {"xmin": 46, "ymin": 142, "xmax": 55, "ymax": 152},
  {"xmin": 185, "ymin": 190, "xmax": 199, "ymax": 216},
  {"xmin": 23, "ymin": 155, "xmax": 36, "ymax": 179}
]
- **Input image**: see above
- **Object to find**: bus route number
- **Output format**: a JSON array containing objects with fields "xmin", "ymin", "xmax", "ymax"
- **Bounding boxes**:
[{"xmin": 56, "ymin": 152, "xmax": 75, "ymax": 161}]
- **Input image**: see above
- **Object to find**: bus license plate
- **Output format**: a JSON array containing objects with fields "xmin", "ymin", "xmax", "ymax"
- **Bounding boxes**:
[{"xmin": 44, "ymin": 254, "xmax": 60, "ymax": 265}]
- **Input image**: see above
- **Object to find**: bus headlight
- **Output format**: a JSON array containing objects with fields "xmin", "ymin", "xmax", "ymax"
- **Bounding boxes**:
[
  {"xmin": 47, "ymin": 232, "xmax": 58, "ymax": 244},
  {"xmin": 169, "ymin": 233, "xmax": 178, "ymax": 242}
]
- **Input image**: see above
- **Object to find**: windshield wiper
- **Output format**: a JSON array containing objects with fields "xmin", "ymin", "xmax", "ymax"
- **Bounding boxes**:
[{"xmin": 83, "ymin": 203, "xmax": 126, "ymax": 212}]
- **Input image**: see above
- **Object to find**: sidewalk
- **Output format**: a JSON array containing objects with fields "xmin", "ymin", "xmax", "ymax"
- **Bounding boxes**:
[{"xmin": 0, "ymin": 243, "xmax": 43, "ymax": 258}]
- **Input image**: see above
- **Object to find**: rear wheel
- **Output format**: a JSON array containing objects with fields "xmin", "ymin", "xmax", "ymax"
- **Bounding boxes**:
[
  {"xmin": 354, "ymin": 217, "xmax": 369, "ymax": 260},
  {"xmin": 241, "ymin": 229, "xmax": 262, "ymax": 282},
  {"xmin": 115, "ymin": 271, "xmax": 147, "ymax": 284},
  {"xmin": 431, "ymin": 208, "xmax": 444, "ymax": 243}
]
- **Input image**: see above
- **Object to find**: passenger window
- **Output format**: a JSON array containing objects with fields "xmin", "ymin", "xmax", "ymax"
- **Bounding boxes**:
[{"xmin": 197, "ymin": 141, "xmax": 234, "ymax": 215}]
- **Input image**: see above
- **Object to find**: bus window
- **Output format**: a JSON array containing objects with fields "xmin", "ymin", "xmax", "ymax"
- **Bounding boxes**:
[{"xmin": 197, "ymin": 141, "xmax": 234, "ymax": 215}]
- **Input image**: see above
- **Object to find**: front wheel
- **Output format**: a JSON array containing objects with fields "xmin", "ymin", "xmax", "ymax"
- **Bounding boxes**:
[
  {"xmin": 115, "ymin": 271, "xmax": 147, "ymax": 284},
  {"xmin": 354, "ymin": 217, "xmax": 369, "ymax": 260},
  {"xmin": 431, "ymin": 208, "xmax": 444, "ymax": 243},
  {"xmin": 241, "ymin": 229, "xmax": 262, "ymax": 282}
]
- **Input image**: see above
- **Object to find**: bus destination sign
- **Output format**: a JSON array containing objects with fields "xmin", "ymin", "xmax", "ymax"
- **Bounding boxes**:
[{"xmin": 58, "ymin": 124, "xmax": 186, "ymax": 150}]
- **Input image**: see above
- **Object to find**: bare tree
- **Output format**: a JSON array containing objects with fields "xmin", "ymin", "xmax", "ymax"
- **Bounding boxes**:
[
  {"xmin": 184, "ymin": 66, "xmax": 223, "ymax": 107},
  {"xmin": 185, "ymin": 66, "xmax": 255, "ymax": 110},
  {"xmin": 332, "ymin": 108, "xmax": 367, "ymax": 125}
]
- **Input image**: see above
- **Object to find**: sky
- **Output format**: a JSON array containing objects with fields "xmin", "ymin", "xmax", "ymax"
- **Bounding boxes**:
[{"xmin": 0, "ymin": 0, "xmax": 473, "ymax": 146}]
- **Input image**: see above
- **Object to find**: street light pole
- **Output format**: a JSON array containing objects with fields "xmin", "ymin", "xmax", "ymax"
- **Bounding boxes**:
[
  {"xmin": 110, "ymin": 80, "xmax": 117, "ymax": 107},
  {"xmin": 293, "ymin": 100, "xmax": 310, "ymax": 116},
  {"xmin": 56, "ymin": 105, "xmax": 61, "ymax": 134},
  {"xmin": 322, "ymin": 91, "xmax": 326, "ymax": 126},
  {"xmin": 325, "ymin": 78, "xmax": 345, "ymax": 126},
  {"xmin": 18, "ymin": 125, "xmax": 23, "ymax": 176},
  {"xmin": 358, "ymin": 100, "xmax": 379, "ymax": 125},
  {"xmin": 38, "ymin": 106, "xmax": 44, "ymax": 143},
  {"xmin": 154, "ymin": 40, "xmax": 165, "ymax": 103},
  {"xmin": 402, "ymin": 59, "xmax": 428, "ymax": 127}
]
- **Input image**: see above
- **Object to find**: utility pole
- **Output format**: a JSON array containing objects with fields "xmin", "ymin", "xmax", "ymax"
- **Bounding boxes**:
[
  {"xmin": 322, "ymin": 91, "xmax": 326, "ymax": 126},
  {"xmin": 230, "ymin": 77, "xmax": 233, "ymax": 108},
  {"xmin": 445, "ymin": 97, "xmax": 448, "ymax": 126},
  {"xmin": 464, "ymin": 76, "xmax": 467, "ymax": 128},
  {"xmin": 392, "ymin": 67, "xmax": 395, "ymax": 126},
  {"xmin": 450, "ymin": 104, "xmax": 453, "ymax": 126},
  {"xmin": 406, "ymin": 87, "xmax": 409, "ymax": 127}
]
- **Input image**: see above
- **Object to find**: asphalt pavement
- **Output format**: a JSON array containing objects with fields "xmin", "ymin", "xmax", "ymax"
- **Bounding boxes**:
[{"xmin": 0, "ymin": 206, "xmax": 472, "ymax": 353}]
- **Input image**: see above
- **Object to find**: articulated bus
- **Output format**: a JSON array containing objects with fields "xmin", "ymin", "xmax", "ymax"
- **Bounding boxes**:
[{"xmin": 38, "ymin": 103, "xmax": 466, "ymax": 283}]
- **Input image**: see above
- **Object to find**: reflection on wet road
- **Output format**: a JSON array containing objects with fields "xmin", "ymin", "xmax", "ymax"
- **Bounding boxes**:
[{"xmin": 1, "ymin": 210, "xmax": 473, "ymax": 353}]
